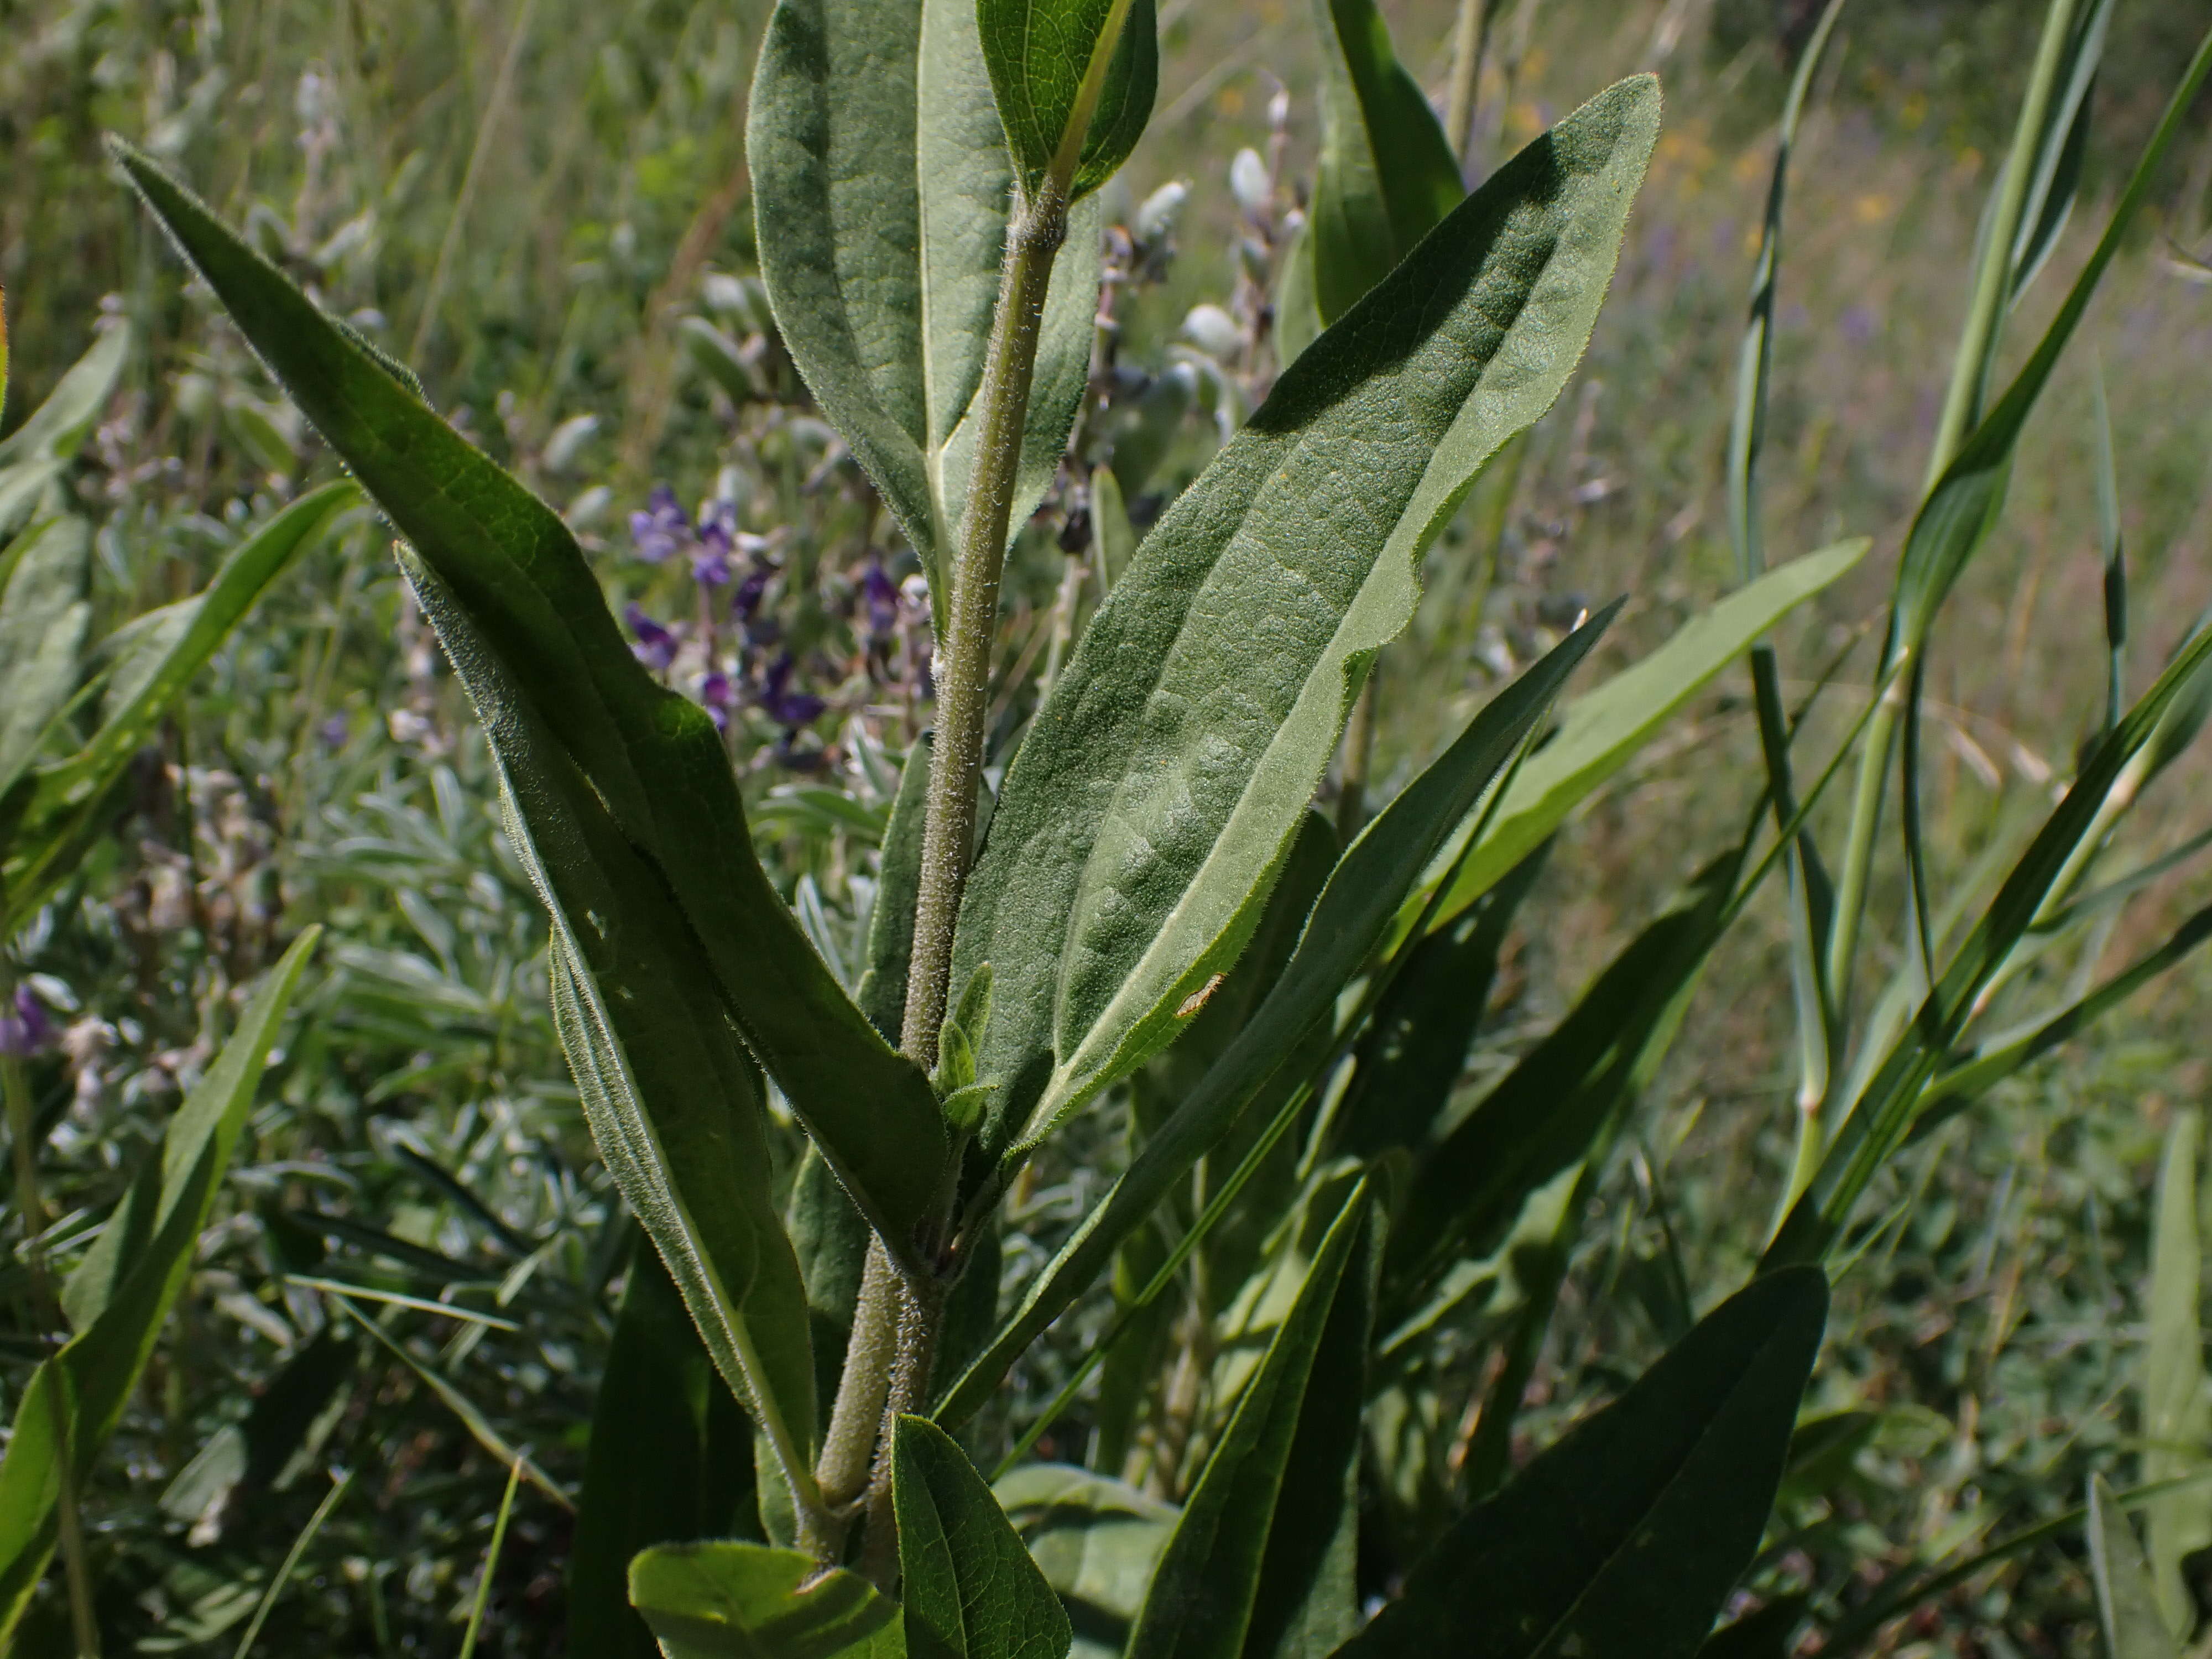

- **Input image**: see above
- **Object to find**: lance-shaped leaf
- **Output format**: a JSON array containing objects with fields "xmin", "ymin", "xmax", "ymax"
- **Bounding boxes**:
[
  {"xmin": 954, "ymin": 77, "xmax": 1661, "ymax": 1165},
  {"xmin": 1408, "ymin": 540, "xmax": 1866, "ymax": 945},
  {"xmin": 1337, "ymin": 1267, "xmax": 1827, "ymax": 1659},
  {"xmin": 748, "ymin": 0, "xmax": 1105, "ymax": 617},
  {"xmin": 936, "ymin": 613, "xmax": 1612, "ymax": 1429},
  {"xmin": 2090, "ymin": 1475, "xmax": 2183, "ymax": 1659},
  {"xmin": 630, "ymin": 1542, "xmax": 906, "ymax": 1659},
  {"xmin": 3, "ymin": 482, "xmax": 357, "ymax": 933},
  {"xmin": 1306, "ymin": 0, "xmax": 1465, "ymax": 325},
  {"xmin": 113, "ymin": 142, "xmax": 950, "ymax": 1258},
  {"xmin": 896, "ymin": 1416, "xmax": 1072, "ymax": 1659},
  {"xmin": 1125, "ymin": 1183, "xmax": 1377, "ymax": 1659},
  {"xmin": 979, "ymin": 0, "xmax": 1157, "ymax": 204},
  {"xmin": 2143, "ymin": 1111, "xmax": 2212, "ymax": 1636},
  {"xmin": 570, "ymin": 1247, "xmax": 760, "ymax": 1659},
  {"xmin": 401, "ymin": 554, "xmax": 819, "ymax": 1517},
  {"xmin": 0, "ymin": 931, "xmax": 317, "ymax": 1644}
]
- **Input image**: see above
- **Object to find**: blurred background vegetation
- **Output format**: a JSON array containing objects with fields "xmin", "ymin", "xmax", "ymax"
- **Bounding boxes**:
[{"xmin": 1, "ymin": 0, "xmax": 2209, "ymax": 1651}]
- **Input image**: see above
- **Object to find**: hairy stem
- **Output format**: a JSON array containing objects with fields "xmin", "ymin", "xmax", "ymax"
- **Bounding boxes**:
[
  {"xmin": 858, "ymin": 1268, "xmax": 946, "ymax": 1590},
  {"xmin": 816, "ymin": 1239, "xmax": 899, "ymax": 1516},
  {"xmin": 901, "ymin": 188, "xmax": 1068, "ymax": 1067}
]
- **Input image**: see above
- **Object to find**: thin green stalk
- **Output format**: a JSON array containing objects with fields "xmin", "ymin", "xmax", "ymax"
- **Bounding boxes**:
[
  {"xmin": 1830, "ymin": 0, "xmax": 2081, "ymax": 1006},
  {"xmin": 1335, "ymin": 662, "xmax": 1380, "ymax": 840},
  {"xmin": 1444, "ymin": 0, "xmax": 1497, "ymax": 167},
  {"xmin": 232, "ymin": 1469, "xmax": 354, "ymax": 1659},
  {"xmin": 457, "ymin": 1457, "xmax": 524, "ymax": 1659}
]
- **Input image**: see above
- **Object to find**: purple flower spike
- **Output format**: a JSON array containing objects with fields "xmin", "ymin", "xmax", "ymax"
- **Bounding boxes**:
[
  {"xmin": 733, "ymin": 565, "xmax": 773, "ymax": 622},
  {"xmin": 625, "ymin": 603, "xmax": 679, "ymax": 672},
  {"xmin": 700, "ymin": 670, "xmax": 735, "ymax": 729},
  {"xmin": 759, "ymin": 654, "xmax": 825, "ymax": 729},
  {"xmin": 628, "ymin": 484, "xmax": 690, "ymax": 564},
  {"xmin": 0, "ymin": 986, "xmax": 55, "ymax": 1058}
]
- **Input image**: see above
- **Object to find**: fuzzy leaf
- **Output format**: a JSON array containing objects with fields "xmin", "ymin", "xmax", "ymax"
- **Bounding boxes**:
[
  {"xmin": 748, "ymin": 0, "xmax": 1102, "ymax": 616},
  {"xmin": 114, "ymin": 142, "xmax": 950, "ymax": 1260},
  {"xmin": 1337, "ymin": 1267, "xmax": 1827, "ymax": 1659},
  {"xmin": 954, "ymin": 77, "xmax": 1660, "ymax": 1166}
]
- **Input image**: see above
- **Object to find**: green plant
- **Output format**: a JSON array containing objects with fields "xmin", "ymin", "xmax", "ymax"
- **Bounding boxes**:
[{"xmin": 28, "ymin": 1, "xmax": 2209, "ymax": 1656}]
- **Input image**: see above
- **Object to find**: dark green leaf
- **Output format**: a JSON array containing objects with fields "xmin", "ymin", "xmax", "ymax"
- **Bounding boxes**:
[
  {"xmin": 631, "ymin": 1541, "xmax": 906, "ymax": 1659},
  {"xmin": 0, "ymin": 931, "xmax": 318, "ymax": 1644},
  {"xmin": 1694, "ymin": 1597, "xmax": 1810, "ymax": 1659},
  {"xmin": 937, "ymin": 612, "xmax": 1613, "ymax": 1430},
  {"xmin": 955, "ymin": 80, "xmax": 1660, "ymax": 1167},
  {"xmin": 1337, "ymin": 1267, "xmax": 1828, "ymax": 1659},
  {"xmin": 1125, "ymin": 1182, "xmax": 1374, "ymax": 1659},
  {"xmin": 160, "ymin": 1329, "xmax": 357, "ymax": 1535},
  {"xmin": 859, "ymin": 739, "xmax": 934, "ymax": 1041},
  {"xmin": 896, "ymin": 1415, "xmax": 1072, "ymax": 1659},
  {"xmin": 748, "ymin": 0, "xmax": 1102, "ymax": 616},
  {"xmin": 1307, "ymin": 0, "xmax": 1465, "ymax": 324},
  {"xmin": 571, "ymin": 1247, "xmax": 760, "ymax": 1659},
  {"xmin": 978, "ymin": 0, "xmax": 1156, "ymax": 203},
  {"xmin": 114, "ymin": 143, "xmax": 948, "ymax": 1259}
]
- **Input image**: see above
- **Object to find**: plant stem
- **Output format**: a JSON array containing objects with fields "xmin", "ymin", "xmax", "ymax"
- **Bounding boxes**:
[
  {"xmin": 900, "ymin": 186, "xmax": 1068, "ymax": 1069},
  {"xmin": 857, "ymin": 1269, "xmax": 946, "ymax": 1589},
  {"xmin": 816, "ymin": 1239, "xmax": 899, "ymax": 1515},
  {"xmin": 1444, "ymin": 0, "xmax": 1496, "ymax": 170},
  {"xmin": 1336, "ymin": 662, "xmax": 1380, "ymax": 841}
]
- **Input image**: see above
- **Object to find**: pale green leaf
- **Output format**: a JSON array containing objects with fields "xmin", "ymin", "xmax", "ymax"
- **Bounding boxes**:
[
  {"xmin": 954, "ymin": 77, "xmax": 1661, "ymax": 1165},
  {"xmin": 2143, "ymin": 1110, "xmax": 2211, "ymax": 1636},
  {"xmin": 630, "ymin": 1542, "xmax": 906, "ymax": 1659},
  {"xmin": 2090, "ymin": 1475, "xmax": 2183, "ymax": 1659},
  {"xmin": 0, "ymin": 516, "xmax": 91, "ymax": 797},
  {"xmin": 0, "ymin": 326, "xmax": 131, "ymax": 542},
  {"xmin": 994, "ymin": 1467, "xmax": 1177, "ymax": 1659}
]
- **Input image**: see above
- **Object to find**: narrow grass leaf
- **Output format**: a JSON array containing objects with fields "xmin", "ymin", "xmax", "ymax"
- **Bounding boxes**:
[
  {"xmin": 1411, "ymin": 540, "xmax": 1865, "ymax": 943},
  {"xmin": 956, "ymin": 79, "xmax": 1660, "ymax": 1166},
  {"xmin": 1336, "ymin": 1267, "xmax": 1828, "ymax": 1659},
  {"xmin": 113, "ymin": 144, "xmax": 948, "ymax": 1256},
  {"xmin": 2143, "ymin": 1111, "xmax": 2211, "ymax": 1635},
  {"xmin": 895, "ymin": 1415, "xmax": 1072, "ymax": 1659},
  {"xmin": 230, "ymin": 1468, "xmax": 353, "ymax": 1659},
  {"xmin": 630, "ymin": 1542, "xmax": 905, "ymax": 1659},
  {"xmin": 2090, "ymin": 1475, "xmax": 2182, "ymax": 1659},
  {"xmin": 0, "ymin": 931, "xmax": 317, "ymax": 1643},
  {"xmin": 458, "ymin": 1457, "xmax": 524, "ymax": 1659},
  {"xmin": 936, "ymin": 611, "xmax": 1610, "ymax": 1429}
]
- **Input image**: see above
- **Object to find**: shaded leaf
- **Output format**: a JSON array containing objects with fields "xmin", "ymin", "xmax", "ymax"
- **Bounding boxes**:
[
  {"xmin": 955, "ymin": 79, "xmax": 1661, "ymax": 1166},
  {"xmin": 570, "ymin": 1246, "xmax": 760, "ymax": 1659},
  {"xmin": 1337, "ymin": 1267, "xmax": 1828, "ymax": 1659},
  {"xmin": 1307, "ymin": 0, "xmax": 1464, "ymax": 324},
  {"xmin": 2090, "ymin": 1475, "xmax": 2183, "ymax": 1659},
  {"xmin": 896, "ymin": 1416, "xmax": 1072, "ymax": 1659},
  {"xmin": 996, "ymin": 1467, "xmax": 1177, "ymax": 1659},
  {"xmin": 979, "ymin": 0, "xmax": 1156, "ymax": 203},
  {"xmin": 1125, "ymin": 1182, "xmax": 1374, "ymax": 1659}
]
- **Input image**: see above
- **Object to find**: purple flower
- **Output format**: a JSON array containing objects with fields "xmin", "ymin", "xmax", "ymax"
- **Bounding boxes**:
[
  {"xmin": 700, "ymin": 670, "xmax": 736, "ymax": 731},
  {"xmin": 1841, "ymin": 303, "xmax": 1878, "ymax": 346},
  {"xmin": 758, "ymin": 654, "xmax": 825, "ymax": 729},
  {"xmin": 733, "ymin": 564, "xmax": 773, "ymax": 622},
  {"xmin": 691, "ymin": 519, "xmax": 733, "ymax": 588},
  {"xmin": 0, "ymin": 987, "xmax": 55, "ymax": 1058},
  {"xmin": 628, "ymin": 484, "xmax": 689, "ymax": 564},
  {"xmin": 625, "ymin": 603, "xmax": 679, "ymax": 672},
  {"xmin": 319, "ymin": 713, "xmax": 351, "ymax": 749}
]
